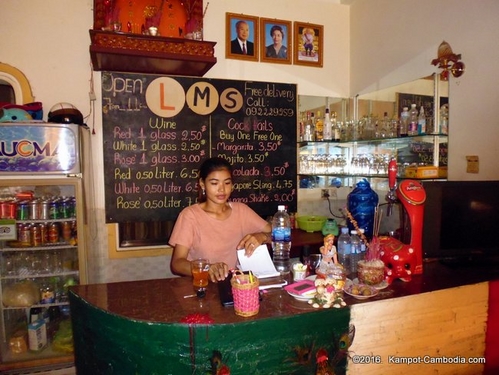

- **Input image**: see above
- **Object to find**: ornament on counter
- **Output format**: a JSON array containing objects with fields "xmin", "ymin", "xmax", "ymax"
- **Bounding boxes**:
[{"xmin": 309, "ymin": 234, "xmax": 347, "ymax": 309}]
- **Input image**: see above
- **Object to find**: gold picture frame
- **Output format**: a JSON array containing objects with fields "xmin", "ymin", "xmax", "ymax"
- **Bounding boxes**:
[
  {"xmin": 293, "ymin": 22, "xmax": 323, "ymax": 67},
  {"xmin": 260, "ymin": 18, "xmax": 292, "ymax": 65},
  {"xmin": 226, "ymin": 13, "xmax": 259, "ymax": 62}
]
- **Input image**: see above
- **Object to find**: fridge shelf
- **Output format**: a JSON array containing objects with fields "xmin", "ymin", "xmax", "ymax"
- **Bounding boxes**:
[
  {"xmin": 14, "ymin": 219, "xmax": 76, "ymax": 224},
  {"xmin": 1, "ymin": 270, "xmax": 79, "ymax": 281},
  {"xmin": 0, "ymin": 244, "xmax": 77, "ymax": 252},
  {"xmin": 1, "ymin": 301, "xmax": 69, "ymax": 311}
]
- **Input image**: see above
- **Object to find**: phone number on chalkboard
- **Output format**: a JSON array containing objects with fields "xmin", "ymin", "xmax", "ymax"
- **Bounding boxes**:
[{"xmin": 245, "ymin": 107, "xmax": 295, "ymax": 117}]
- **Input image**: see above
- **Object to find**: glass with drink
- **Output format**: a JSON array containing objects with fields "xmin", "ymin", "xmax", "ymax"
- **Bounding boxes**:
[{"xmin": 191, "ymin": 258, "xmax": 210, "ymax": 291}]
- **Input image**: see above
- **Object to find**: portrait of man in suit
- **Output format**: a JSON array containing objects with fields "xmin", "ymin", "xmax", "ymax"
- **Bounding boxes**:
[
  {"xmin": 226, "ymin": 14, "xmax": 259, "ymax": 61},
  {"xmin": 230, "ymin": 20, "xmax": 255, "ymax": 56}
]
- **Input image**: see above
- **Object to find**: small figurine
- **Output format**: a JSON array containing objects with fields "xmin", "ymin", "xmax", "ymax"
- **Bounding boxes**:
[{"xmin": 320, "ymin": 234, "xmax": 338, "ymax": 265}]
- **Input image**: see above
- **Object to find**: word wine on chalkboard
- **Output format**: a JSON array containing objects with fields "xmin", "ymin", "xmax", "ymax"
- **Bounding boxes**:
[{"xmin": 102, "ymin": 72, "xmax": 297, "ymax": 223}]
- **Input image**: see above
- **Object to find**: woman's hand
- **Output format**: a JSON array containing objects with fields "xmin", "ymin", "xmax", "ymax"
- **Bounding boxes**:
[
  {"xmin": 237, "ymin": 232, "xmax": 270, "ymax": 256},
  {"xmin": 209, "ymin": 262, "xmax": 229, "ymax": 282}
]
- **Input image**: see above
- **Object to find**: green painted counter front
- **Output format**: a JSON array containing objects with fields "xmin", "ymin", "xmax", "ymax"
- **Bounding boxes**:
[{"xmin": 69, "ymin": 277, "xmax": 351, "ymax": 375}]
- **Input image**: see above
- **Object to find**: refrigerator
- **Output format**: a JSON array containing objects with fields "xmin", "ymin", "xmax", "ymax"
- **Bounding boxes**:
[{"xmin": 0, "ymin": 122, "xmax": 89, "ymax": 373}]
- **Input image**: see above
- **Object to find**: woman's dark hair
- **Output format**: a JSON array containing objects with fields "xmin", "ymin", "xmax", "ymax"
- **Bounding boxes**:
[
  {"xmin": 270, "ymin": 25, "xmax": 284, "ymax": 39},
  {"xmin": 198, "ymin": 157, "xmax": 233, "ymax": 202}
]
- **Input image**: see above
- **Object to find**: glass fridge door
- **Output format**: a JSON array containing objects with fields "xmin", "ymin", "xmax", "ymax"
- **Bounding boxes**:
[{"xmin": 0, "ymin": 178, "xmax": 86, "ymax": 371}]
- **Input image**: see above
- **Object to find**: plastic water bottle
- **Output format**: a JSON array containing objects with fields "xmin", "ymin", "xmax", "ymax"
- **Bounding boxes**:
[
  {"xmin": 350, "ymin": 230, "xmax": 362, "ymax": 278},
  {"xmin": 337, "ymin": 227, "xmax": 351, "ymax": 274},
  {"xmin": 272, "ymin": 205, "xmax": 292, "ymax": 274}
]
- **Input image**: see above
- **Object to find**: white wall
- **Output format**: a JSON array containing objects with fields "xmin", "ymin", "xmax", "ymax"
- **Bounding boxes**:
[{"xmin": 1, "ymin": 0, "xmax": 498, "ymax": 283}]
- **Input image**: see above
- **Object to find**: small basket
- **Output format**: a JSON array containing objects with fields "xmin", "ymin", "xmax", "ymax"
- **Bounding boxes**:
[{"xmin": 231, "ymin": 271, "xmax": 260, "ymax": 317}]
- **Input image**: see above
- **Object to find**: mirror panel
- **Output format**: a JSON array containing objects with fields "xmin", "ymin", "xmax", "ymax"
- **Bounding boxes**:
[{"xmin": 357, "ymin": 75, "xmax": 449, "ymax": 126}]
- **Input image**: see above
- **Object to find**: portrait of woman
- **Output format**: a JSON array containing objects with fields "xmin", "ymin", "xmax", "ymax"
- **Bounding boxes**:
[{"xmin": 260, "ymin": 18, "xmax": 292, "ymax": 64}]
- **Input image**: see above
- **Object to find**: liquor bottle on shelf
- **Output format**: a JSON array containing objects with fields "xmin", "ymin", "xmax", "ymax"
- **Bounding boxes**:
[
  {"xmin": 418, "ymin": 106, "xmax": 426, "ymax": 135},
  {"xmin": 332, "ymin": 111, "xmax": 341, "ymax": 141},
  {"xmin": 315, "ymin": 110, "xmax": 323, "ymax": 141},
  {"xmin": 408, "ymin": 104, "xmax": 418, "ymax": 136},
  {"xmin": 322, "ymin": 108, "xmax": 333, "ymax": 141},
  {"xmin": 303, "ymin": 112, "xmax": 315, "ymax": 141},
  {"xmin": 399, "ymin": 107, "xmax": 409, "ymax": 137}
]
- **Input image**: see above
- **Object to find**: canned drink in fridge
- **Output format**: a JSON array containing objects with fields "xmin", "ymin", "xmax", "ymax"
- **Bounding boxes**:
[
  {"xmin": 0, "ymin": 201, "xmax": 8, "ymax": 219},
  {"xmin": 40, "ymin": 200, "xmax": 50, "ymax": 220},
  {"xmin": 29, "ymin": 200, "xmax": 40, "ymax": 220},
  {"xmin": 30, "ymin": 225, "xmax": 42, "ymax": 247},
  {"xmin": 17, "ymin": 201, "xmax": 29, "ymax": 220},
  {"xmin": 61, "ymin": 221, "xmax": 72, "ymax": 242},
  {"xmin": 18, "ymin": 224, "xmax": 31, "ymax": 245},
  {"xmin": 48, "ymin": 223, "xmax": 59, "ymax": 243},
  {"xmin": 48, "ymin": 201, "xmax": 59, "ymax": 219},
  {"xmin": 59, "ymin": 199, "xmax": 71, "ymax": 219},
  {"xmin": 38, "ymin": 223, "xmax": 47, "ymax": 245},
  {"xmin": 6, "ymin": 200, "xmax": 17, "ymax": 219}
]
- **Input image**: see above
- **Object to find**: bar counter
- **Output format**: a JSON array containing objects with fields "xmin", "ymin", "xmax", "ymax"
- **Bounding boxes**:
[{"xmin": 69, "ymin": 260, "xmax": 499, "ymax": 374}]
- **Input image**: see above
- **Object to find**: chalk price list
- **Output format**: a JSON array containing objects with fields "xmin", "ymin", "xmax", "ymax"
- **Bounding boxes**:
[{"xmin": 112, "ymin": 122, "xmax": 208, "ymax": 212}]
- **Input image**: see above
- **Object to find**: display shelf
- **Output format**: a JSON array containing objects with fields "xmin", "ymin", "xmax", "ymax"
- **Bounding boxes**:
[{"xmin": 297, "ymin": 134, "xmax": 448, "ymax": 185}]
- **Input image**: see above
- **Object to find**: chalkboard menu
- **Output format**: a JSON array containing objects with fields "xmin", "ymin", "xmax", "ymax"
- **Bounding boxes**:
[{"xmin": 102, "ymin": 72, "xmax": 297, "ymax": 223}]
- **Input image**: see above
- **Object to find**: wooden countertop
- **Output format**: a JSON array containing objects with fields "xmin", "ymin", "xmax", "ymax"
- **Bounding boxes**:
[{"xmin": 70, "ymin": 259, "xmax": 499, "ymax": 325}]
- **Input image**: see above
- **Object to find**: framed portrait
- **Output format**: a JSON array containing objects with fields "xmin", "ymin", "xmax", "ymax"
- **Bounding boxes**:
[
  {"xmin": 293, "ymin": 22, "xmax": 324, "ymax": 67},
  {"xmin": 260, "ymin": 18, "xmax": 292, "ymax": 64},
  {"xmin": 226, "ymin": 13, "xmax": 259, "ymax": 62}
]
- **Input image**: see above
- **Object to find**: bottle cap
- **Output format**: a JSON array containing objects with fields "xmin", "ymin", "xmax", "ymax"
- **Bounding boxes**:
[
  {"xmin": 277, "ymin": 205, "xmax": 285, "ymax": 211},
  {"xmin": 351, "ymin": 230, "xmax": 357, "ymax": 235},
  {"xmin": 341, "ymin": 227, "xmax": 349, "ymax": 234}
]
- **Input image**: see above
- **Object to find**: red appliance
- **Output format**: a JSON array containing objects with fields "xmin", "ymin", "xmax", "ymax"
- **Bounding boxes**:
[{"xmin": 379, "ymin": 159, "xmax": 426, "ymax": 283}]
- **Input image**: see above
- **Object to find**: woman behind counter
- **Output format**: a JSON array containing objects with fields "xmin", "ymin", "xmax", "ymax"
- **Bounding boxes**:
[
  {"xmin": 265, "ymin": 25, "xmax": 287, "ymax": 59},
  {"xmin": 169, "ymin": 157, "xmax": 272, "ymax": 282}
]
